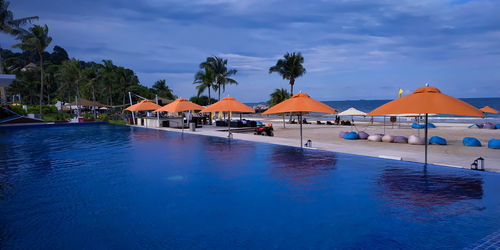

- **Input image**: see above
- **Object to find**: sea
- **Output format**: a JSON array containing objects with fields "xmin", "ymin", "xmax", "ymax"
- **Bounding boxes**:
[{"xmin": 246, "ymin": 97, "xmax": 500, "ymax": 124}]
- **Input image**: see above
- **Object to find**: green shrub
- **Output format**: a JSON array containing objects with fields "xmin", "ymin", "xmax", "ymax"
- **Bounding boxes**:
[
  {"xmin": 27, "ymin": 105, "xmax": 58, "ymax": 114},
  {"xmin": 9, "ymin": 105, "xmax": 27, "ymax": 116},
  {"xmin": 99, "ymin": 113, "xmax": 109, "ymax": 121},
  {"xmin": 83, "ymin": 113, "xmax": 93, "ymax": 120}
]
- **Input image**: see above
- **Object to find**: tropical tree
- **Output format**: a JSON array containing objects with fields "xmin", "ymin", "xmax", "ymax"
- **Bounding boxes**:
[
  {"xmin": 200, "ymin": 56, "xmax": 238, "ymax": 100},
  {"xmin": 56, "ymin": 58, "xmax": 84, "ymax": 102},
  {"xmin": 101, "ymin": 59, "xmax": 116, "ymax": 106},
  {"xmin": 267, "ymin": 88, "xmax": 290, "ymax": 107},
  {"xmin": 193, "ymin": 66, "xmax": 215, "ymax": 105},
  {"xmin": 269, "ymin": 52, "xmax": 306, "ymax": 96},
  {"xmin": 189, "ymin": 95, "xmax": 217, "ymax": 106},
  {"xmin": 152, "ymin": 79, "xmax": 175, "ymax": 100},
  {"xmin": 267, "ymin": 88, "xmax": 291, "ymax": 128},
  {"xmin": 0, "ymin": 0, "xmax": 38, "ymax": 73},
  {"xmin": 116, "ymin": 66, "xmax": 139, "ymax": 105},
  {"xmin": 12, "ymin": 24, "xmax": 52, "ymax": 117}
]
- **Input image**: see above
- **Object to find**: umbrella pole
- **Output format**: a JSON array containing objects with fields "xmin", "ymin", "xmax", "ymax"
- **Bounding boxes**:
[
  {"xmin": 300, "ymin": 113, "xmax": 303, "ymax": 148},
  {"xmin": 128, "ymin": 92, "xmax": 135, "ymax": 125},
  {"xmin": 424, "ymin": 113, "xmax": 428, "ymax": 165},
  {"xmin": 228, "ymin": 112, "xmax": 231, "ymax": 138}
]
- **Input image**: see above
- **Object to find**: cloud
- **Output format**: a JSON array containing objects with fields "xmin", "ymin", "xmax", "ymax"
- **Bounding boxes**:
[{"xmin": 3, "ymin": 0, "xmax": 500, "ymax": 101}]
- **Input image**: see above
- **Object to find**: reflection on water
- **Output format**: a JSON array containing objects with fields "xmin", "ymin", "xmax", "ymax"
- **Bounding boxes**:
[
  {"xmin": 1, "ymin": 125, "xmax": 499, "ymax": 249},
  {"xmin": 378, "ymin": 166, "xmax": 483, "ymax": 209},
  {"xmin": 269, "ymin": 147, "xmax": 337, "ymax": 185}
]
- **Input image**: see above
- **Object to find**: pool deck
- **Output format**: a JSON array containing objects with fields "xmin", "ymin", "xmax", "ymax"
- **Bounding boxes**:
[{"xmin": 130, "ymin": 124, "xmax": 500, "ymax": 173}]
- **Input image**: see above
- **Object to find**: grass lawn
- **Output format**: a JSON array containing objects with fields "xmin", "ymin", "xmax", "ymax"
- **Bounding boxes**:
[{"xmin": 108, "ymin": 119, "xmax": 126, "ymax": 125}]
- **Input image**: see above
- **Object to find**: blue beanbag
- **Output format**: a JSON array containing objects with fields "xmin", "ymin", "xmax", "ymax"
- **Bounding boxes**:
[
  {"xmin": 496, "ymin": 124, "xmax": 500, "ymax": 129},
  {"xmin": 344, "ymin": 131, "xmax": 359, "ymax": 140},
  {"xmin": 428, "ymin": 123, "xmax": 436, "ymax": 128},
  {"xmin": 411, "ymin": 123, "xmax": 425, "ymax": 129},
  {"xmin": 488, "ymin": 139, "xmax": 500, "ymax": 149},
  {"xmin": 463, "ymin": 137, "xmax": 481, "ymax": 147},
  {"xmin": 429, "ymin": 136, "xmax": 447, "ymax": 145}
]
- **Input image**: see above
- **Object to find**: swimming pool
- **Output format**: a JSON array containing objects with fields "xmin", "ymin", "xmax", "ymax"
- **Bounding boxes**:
[{"xmin": 1, "ymin": 124, "xmax": 499, "ymax": 249}]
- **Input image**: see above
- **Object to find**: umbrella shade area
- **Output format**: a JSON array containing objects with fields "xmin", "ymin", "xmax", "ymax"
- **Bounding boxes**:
[
  {"xmin": 262, "ymin": 92, "xmax": 337, "ymax": 148},
  {"xmin": 366, "ymin": 85, "xmax": 483, "ymax": 165},
  {"xmin": 68, "ymin": 98, "xmax": 107, "ymax": 108},
  {"xmin": 367, "ymin": 86, "xmax": 483, "ymax": 117},
  {"xmin": 154, "ymin": 98, "xmax": 204, "ymax": 113},
  {"xmin": 125, "ymin": 100, "xmax": 162, "ymax": 112},
  {"xmin": 337, "ymin": 107, "xmax": 366, "ymax": 116},
  {"xmin": 263, "ymin": 93, "xmax": 336, "ymax": 115},
  {"xmin": 200, "ymin": 97, "xmax": 254, "ymax": 113},
  {"xmin": 480, "ymin": 106, "xmax": 499, "ymax": 114}
]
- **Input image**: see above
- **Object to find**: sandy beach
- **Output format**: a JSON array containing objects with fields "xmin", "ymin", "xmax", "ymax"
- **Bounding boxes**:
[{"xmin": 143, "ymin": 117, "xmax": 500, "ymax": 172}]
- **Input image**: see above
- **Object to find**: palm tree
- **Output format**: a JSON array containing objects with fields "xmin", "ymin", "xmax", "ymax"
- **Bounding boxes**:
[
  {"xmin": 56, "ymin": 59, "xmax": 84, "ymax": 102},
  {"xmin": 101, "ymin": 59, "xmax": 116, "ymax": 106},
  {"xmin": 269, "ymin": 52, "xmax": 306, "ymax": 96},
  {"xmin": 200, "ymin": 56, "xmax": 238, "ymax": 100},
  {"xmin": 267, "ymin": 88, "xmax": 290, "ymax": 128},
  {"xmin": 0, "ymin": 0, "xmax": 38, "ymax": 74},
  {"xmin": 12, "ymin": 24, "xmax": 52, "ymax": 117},
  {"xmin": 193, "ymin": 66, "xmax": 215, "ymax": 105},
  {"xmin": 267, "ymin": 88, "xmax": 290, "ymax": 107}
]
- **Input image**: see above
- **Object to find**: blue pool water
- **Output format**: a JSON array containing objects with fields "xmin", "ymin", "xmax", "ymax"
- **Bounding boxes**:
[{"xmin": 1, "ymin": 124, "xmax": 500, "ymax": 249}]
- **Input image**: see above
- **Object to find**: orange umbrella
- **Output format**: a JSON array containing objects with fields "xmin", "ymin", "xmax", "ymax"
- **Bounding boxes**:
[
  {"xmin": 200, "ymin": 96, "xmax": 255, "ymax": 137},
  {"xmin": 480, "ymin": 106, "xmax": 499, "ymax": 114},
  {"xmin": 262, "ymin": 93, "xmax": 337, "ymax": 147},
  {"xmin": 154, "ymin": 98, "xmax": 204, "ymax": 113},
  {"xmin": 367, "ymin": 85, "xmax": 483, "ymax": 165},
  {"xmin": 154, "ymin": 98, "xmax": 204, "ymax": 133},
  {"xmin": 125, "ymin": 99, "xmax": 161, "ymax": 112},
  {"xmin": 200, "ymin": 96, "xmax": 254, "ymax": 113}
]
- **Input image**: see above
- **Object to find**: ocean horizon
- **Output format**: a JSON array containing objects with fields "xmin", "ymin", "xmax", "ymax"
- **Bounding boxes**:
[{"xmin": 246, "ymin": 97, "xmax": 500, "ymax": 123}]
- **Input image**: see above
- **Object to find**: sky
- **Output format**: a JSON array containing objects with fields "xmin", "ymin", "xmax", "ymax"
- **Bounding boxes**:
[{"xmin": 1, "ymin": 0, "xmax": 500, "ymax": 102}]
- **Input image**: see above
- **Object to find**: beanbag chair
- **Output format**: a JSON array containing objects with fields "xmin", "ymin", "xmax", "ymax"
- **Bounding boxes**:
[
  {"xmin": 382, "ymin": 135, "xmax": 394, "ymax": 143},
  {"xmin": 463, "ymin": 137, "xmax": 481, "ymax": 147},
  {"xmin": 488, "ymin": 139, "xmax": 500, "ymax": 149},
  {"xmin": 393, "ymin": 136, "xmax": 408, "ymax": 143},
  {"xmin": 339, "ymin": 131, "xmax": 347, "ymax": 138},
  {"xmin": 358, "ymin": 131, "xmax": 369, "ymax": 140},
  {"xmin": 468, "ymin": 124, "xmax": 482, "ymax": 128},
  {"xmin": 344, "ymin": 131, "xmax": 359, "ymax": 140},
  {"xmin": 367, "ymin": 135, "xmax": 382, "ymax": 142},
  {"xmin": 429, "ymin": 136, "xmax": 447, "ymax": 145},
  {"xmin": 483, "ymin": 122, "xmax": 496, "ymax": 129},
  {"xmin": 411, "ymin": 123, "xmax": 425, "ymax": 129},
  {"xmin": 428, "ymin": 123, "xmax": 436, "ymax": 128},
  {"xmin": 408, "ymin": 135, "xmax": 425, "ymax": 145},
  {"xmin": 496, "ymin": 124, "xmax": 500, "ymax": 129}
]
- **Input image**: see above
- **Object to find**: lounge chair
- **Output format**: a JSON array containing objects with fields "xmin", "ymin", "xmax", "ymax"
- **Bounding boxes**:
[{"xmin": 326, "ymin": 121, "xmax": 333, "ymax": 125}]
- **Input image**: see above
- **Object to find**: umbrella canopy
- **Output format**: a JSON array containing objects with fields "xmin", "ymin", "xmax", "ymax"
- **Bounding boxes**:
[
  {"xmin": 68, "ymin": 98, "xmax": 107, "ymax": 107},
  {"xmin": 367, "ymin": 85, "xmax": 483, "ymax": 165},
  {"xmin": 262, "ymin": 93, "xmax": 336, "ymax": 147},
  {"xmin": 263, "ymin": 93, "xmax": 336, "ymax": 114},
  {"xmin": 200, "ymin": 96, "xmax": 254, "ymax": 138},
  {"xmin": 480, "ymin": 106, "xmax": 499, "ymax": 114},
  {"xmin": 367, "ymin": 86, "xmax": 483, "ymax": 117},
  {"xmin": 337, "ymin": 107, "xmax": 366, "ymax": 116},
  {"xmin": 200, "ymin": 96, "xmax": 254, "ymax": 113},
  {"xmin": 154, "ymin": 98, "xmax": 204, "ymax": 113},
  {"xmin": 125, "ymin": 99, "xmax": 161, "ymax": 112}
]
